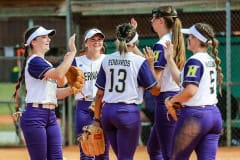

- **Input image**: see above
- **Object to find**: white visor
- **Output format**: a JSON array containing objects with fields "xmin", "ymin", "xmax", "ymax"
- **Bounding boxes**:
[
  {"xmin": 127, "ymin": 33, "xmax": 139, "ymax": 46},
  {"xmin": 181, "ymin": 25, "xmax": 208, "ymax": 43},
  {"xmin": 84, "ymin": 28, "xmax": 105, "ymax": 41},
  {"xmin": 24, "ymin": 26, "xmax": 56, "ymax": 47}
]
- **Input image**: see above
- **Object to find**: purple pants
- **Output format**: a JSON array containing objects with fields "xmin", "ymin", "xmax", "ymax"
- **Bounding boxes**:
[
  {"xmin": 147, "ymin": 91, "xmax": 179, "ymax": 160},
  {"xmin": 172, "ymin": 105, "xmax": 222, "ymax": 160},
  {"xmin": 147, "ymin": 126, "xmax": 163, "ymax": 160},
  {"xmin": 20, "ymin": 104, "xmax": 63, "ymax": 160},
  {"xmin": 101, "ymin": 103, "xmax": 141, "ymax": 160},
  {"xmin": 75, "ymin": 100, "xmax": 109, "ymax": 160}
]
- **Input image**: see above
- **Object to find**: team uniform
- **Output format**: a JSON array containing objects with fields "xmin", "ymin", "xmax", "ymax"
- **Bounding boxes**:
[
  {"xmin": 95, "ymin": 51, "xmax": 158, "ymax": 160},
  {"xmin": 147, "ymin": 33, "xmax": 179, "ymax": 160},
  {"xmin": 72, "ymin": 54, "xmax": 109, "ymax": 160},
  {"xmin": 172, "ymin": 52, "xmax": 222, "ymax": 159},
  {"xmin": 20, "ymin": 55, "xmax": 62, "ymax": 160}
]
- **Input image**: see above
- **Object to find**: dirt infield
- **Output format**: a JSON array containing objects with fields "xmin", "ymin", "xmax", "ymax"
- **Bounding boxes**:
[
  {"xmin": 0, "ymin": 115, "xmax": 12, "ymax": 124},
  {"xmin": 1, "ymin": 115, "xmax": 240, "ymax": 160},
  {"xmin": 0, "ymin": 145, "xmax": 240, "ymax": 160}
]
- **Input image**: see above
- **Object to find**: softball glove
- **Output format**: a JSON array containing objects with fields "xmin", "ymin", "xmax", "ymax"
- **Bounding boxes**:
[
  {"xmin": 78, "ymin": 124, "xmax": 105, "ymax": 156},
  {"xmin": 65, "ymin": 66, "xmax": 85, "ymax": 94}
]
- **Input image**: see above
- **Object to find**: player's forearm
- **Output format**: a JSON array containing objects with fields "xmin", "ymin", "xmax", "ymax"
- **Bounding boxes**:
[
  {"xmin": 54, "ymin": 52, "xmax": 76, "ymax": 78},
  {"xmin": 57, "ymin": 77, "xmax": 67, "ymax": 87},
  {"xmin": 151, "ymin": 68, "xmax": 159, "ymax": 82},
  {"xmin": 146, "ymin": 60, "xmax": 159, "ymax": 83},
  {"xmin": 171, "ymin": 85, "xmax": 197, "ymax": 103},
  {"xmin": 94, "ymin": 90, "xmax": 104, "ymax": 119},
  {"xmin": 53, "ymin": 33, "xmax": 77, "ymax": 79},
  {"xmin": 44, "ymin": 52, "xmax": 76, "ymax": 81},
  {"xmin": 166, "ymin": 58, "xmax": 181, "ymax": 85},
  {"xmin": 56, "ymin": 87, "xmax": 73, "ymax": 99}
]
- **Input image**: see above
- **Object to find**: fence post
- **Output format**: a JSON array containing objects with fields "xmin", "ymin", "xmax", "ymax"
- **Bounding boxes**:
[{"xmin": 226, "ymin": 0, "xmax": 232, "ymax": 147}]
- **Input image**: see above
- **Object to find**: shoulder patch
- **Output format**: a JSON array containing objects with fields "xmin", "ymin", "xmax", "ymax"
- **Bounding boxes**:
[
  {"xmin": 186, "ymin": 65, "xmax": 199, "ymax": 77},
  {"xmin": 154, "ymin": 50, "xmax": 160, "ymax": 61}
]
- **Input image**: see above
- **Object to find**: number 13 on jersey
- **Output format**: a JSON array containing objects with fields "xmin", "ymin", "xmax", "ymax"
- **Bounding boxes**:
[{"xmin": 109, "ymin": 68, "xmax": 127, "ymax": 93}]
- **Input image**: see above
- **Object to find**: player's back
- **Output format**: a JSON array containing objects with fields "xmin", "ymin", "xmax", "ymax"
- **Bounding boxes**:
[{"xmin": 101, "ymin": 51, "xmax": 146, "ymax": 104}]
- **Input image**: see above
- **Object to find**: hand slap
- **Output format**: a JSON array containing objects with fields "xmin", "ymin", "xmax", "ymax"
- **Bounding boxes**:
[
  {"xmin": 68, "ymin": 33, "xmax": 77, "ymax": 54},
  {"xmin": 143, "ymin": 46, "xmax": 155, "ymax": 67},
  {"xmin": 130, "ymin": 17, "xmax": 138, "ymax": 29},
  {"xmin": 164, "ymin": 40, "xmax": 174, "ymax": 60}
]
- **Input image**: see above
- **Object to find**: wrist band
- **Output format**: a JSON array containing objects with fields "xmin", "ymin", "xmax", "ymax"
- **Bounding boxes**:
[{"xmin": 94, "ymin": 117, "xmax": 101, "ymax": 123}]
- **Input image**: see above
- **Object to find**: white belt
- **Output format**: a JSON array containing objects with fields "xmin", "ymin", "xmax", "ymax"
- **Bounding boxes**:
[
  {"xmin": 78, "ymin": 96, "xmax": 95, "ymax": 101},
  {"xmin": 31, "ymin": 103, "xmax": 57, "ymax": 110},
  {"xmin": 183, "ymin": 105, "xmax": 215, "ymax": 108}
]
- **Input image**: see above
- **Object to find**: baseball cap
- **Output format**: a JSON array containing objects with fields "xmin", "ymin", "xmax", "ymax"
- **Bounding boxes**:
[
  {"xmin": 181, "ymin": 25, "xmax": 208, "ymax": 43},
  {"xmin": 84, "ymin": 28, "xmax": 105, "ymax": 41},
  {"xmin": 24, "ymin": 26, "xmax": 56, "ymax": 46}
]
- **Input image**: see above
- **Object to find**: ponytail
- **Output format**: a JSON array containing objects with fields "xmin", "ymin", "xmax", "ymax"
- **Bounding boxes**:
[
  {"xmin": 211, "ymin": 38, "xmax": 223, "ymax": 96},
  {"xmin": 171, "ymin": 18, "xmax": 186, "ymax": 70}
]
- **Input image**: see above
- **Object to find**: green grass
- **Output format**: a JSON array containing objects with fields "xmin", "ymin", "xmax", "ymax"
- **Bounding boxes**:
[
  {"xmin": 0, "ymin": 83, "xmax": 17, "ymax": 131},
  {"xmin": 0, "ymin": 82, "xmax": 15, "ymax": 101},
  {"xmin": 0, "ymin": 105, "xmax": 15, "ymax": 115},
  {"xmin": 0, "ymin": 83, "xmax": 16, "ymax": 115},
  {"xmin": 0, "ymin": 124, "xmax": 15, "ymax": 131}
]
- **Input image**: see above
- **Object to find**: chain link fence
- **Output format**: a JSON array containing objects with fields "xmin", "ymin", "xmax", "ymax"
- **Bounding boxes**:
[{"xmin": 0, "ymin": 4, "xmax": 240, "ymax": 147}]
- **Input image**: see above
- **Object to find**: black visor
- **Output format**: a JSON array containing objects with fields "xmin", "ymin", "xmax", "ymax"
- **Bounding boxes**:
[{"xmin": 152, "ymin": 8, "xmax": 177, "ymax": 18}]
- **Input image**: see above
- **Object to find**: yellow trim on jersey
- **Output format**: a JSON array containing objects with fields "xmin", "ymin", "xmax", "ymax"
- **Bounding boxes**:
[
  {"xmin": 154, "ymin": 51, "xmax": 160, "ymax": 61},
  {"xmin": 186, "ymin": 65, "xmax": 199, "ymax": 77}
]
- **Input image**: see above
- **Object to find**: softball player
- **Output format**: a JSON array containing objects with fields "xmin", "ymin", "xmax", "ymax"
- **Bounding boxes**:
[
  {"xmin": 164, "ymin": 23, "xmax": 223, "ymax": 159},
  {"xmin": 12, "ymin": 26, "xmax": 77, "ymax": 160},
  {"xmin": 72, "ymin": 28, "xmax": 109, "ymax": 160},
  {"xmin": 147, "ymin": 6, "xmax": 186, "ymax": 160},
  {"xmin": 93, "ymin": 23, "xmax": 160, "ymax": 160}
]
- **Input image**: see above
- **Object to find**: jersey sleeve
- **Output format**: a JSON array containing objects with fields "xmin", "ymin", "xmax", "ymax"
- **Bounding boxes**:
[
  {"xmin": 153, "ymin": 43, "xmax": 166, "ymax": 70},
  {"xmin": 95, "ymin": 64, "xmax": 106, "ymax": 90},
  {"xmin": 182, "ymin": 58, "xmax": 204, "ymax": 87},
  {"xmin": 28, "ymin": 57, "xmax": 52, "ymax": 79},
  {"xmin": 138, "ymin": 60, "xmax": 158, "ymax": 90}
]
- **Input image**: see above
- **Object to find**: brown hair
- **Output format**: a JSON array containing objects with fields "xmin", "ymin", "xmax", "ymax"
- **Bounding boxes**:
[
  {"xmin": 12, "ymin": 26, "xmax": 40, "ymax": 99},
  {"xmin": 153, "ymin": 6, "xmax": 186, "ymax": 70},
  {"xmin": 115, "ymin": 23, "xmax": 137, "ymax": 54},
  {"xmin": 195, "ymin": 23, "xmax": 224, "ymax": 95}
]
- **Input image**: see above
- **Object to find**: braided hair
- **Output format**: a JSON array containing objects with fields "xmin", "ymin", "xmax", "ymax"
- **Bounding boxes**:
[
  {"xmin": 152, "ymin": 6, "xmax": 186, "ymax": 70},
  {"xmin": 194, "ymin": 23, "xmax": 224, "ymax": 95},
  {"xmin": 115, "ymin": 23, "xmax": 137, "ymax": 54},
  {"xmin": 12, "ymin": 26, "xmax": 40, "ymax": 99}
]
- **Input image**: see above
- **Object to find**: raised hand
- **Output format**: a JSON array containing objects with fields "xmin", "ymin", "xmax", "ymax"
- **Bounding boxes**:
[
  {"xmin": 143, "ymin": 46, "xmax": 154, "ymax": 67},
  {"xmin": 68, "ymin": 33, "xmax": 77, "ymax": 54},
  {"xmin": 164, "ymin": 40, "xmax": 174, "ymax": 60},
  {"xmin": 130, "ymin": 17, "xmax": 138, "ymax": 29}
]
